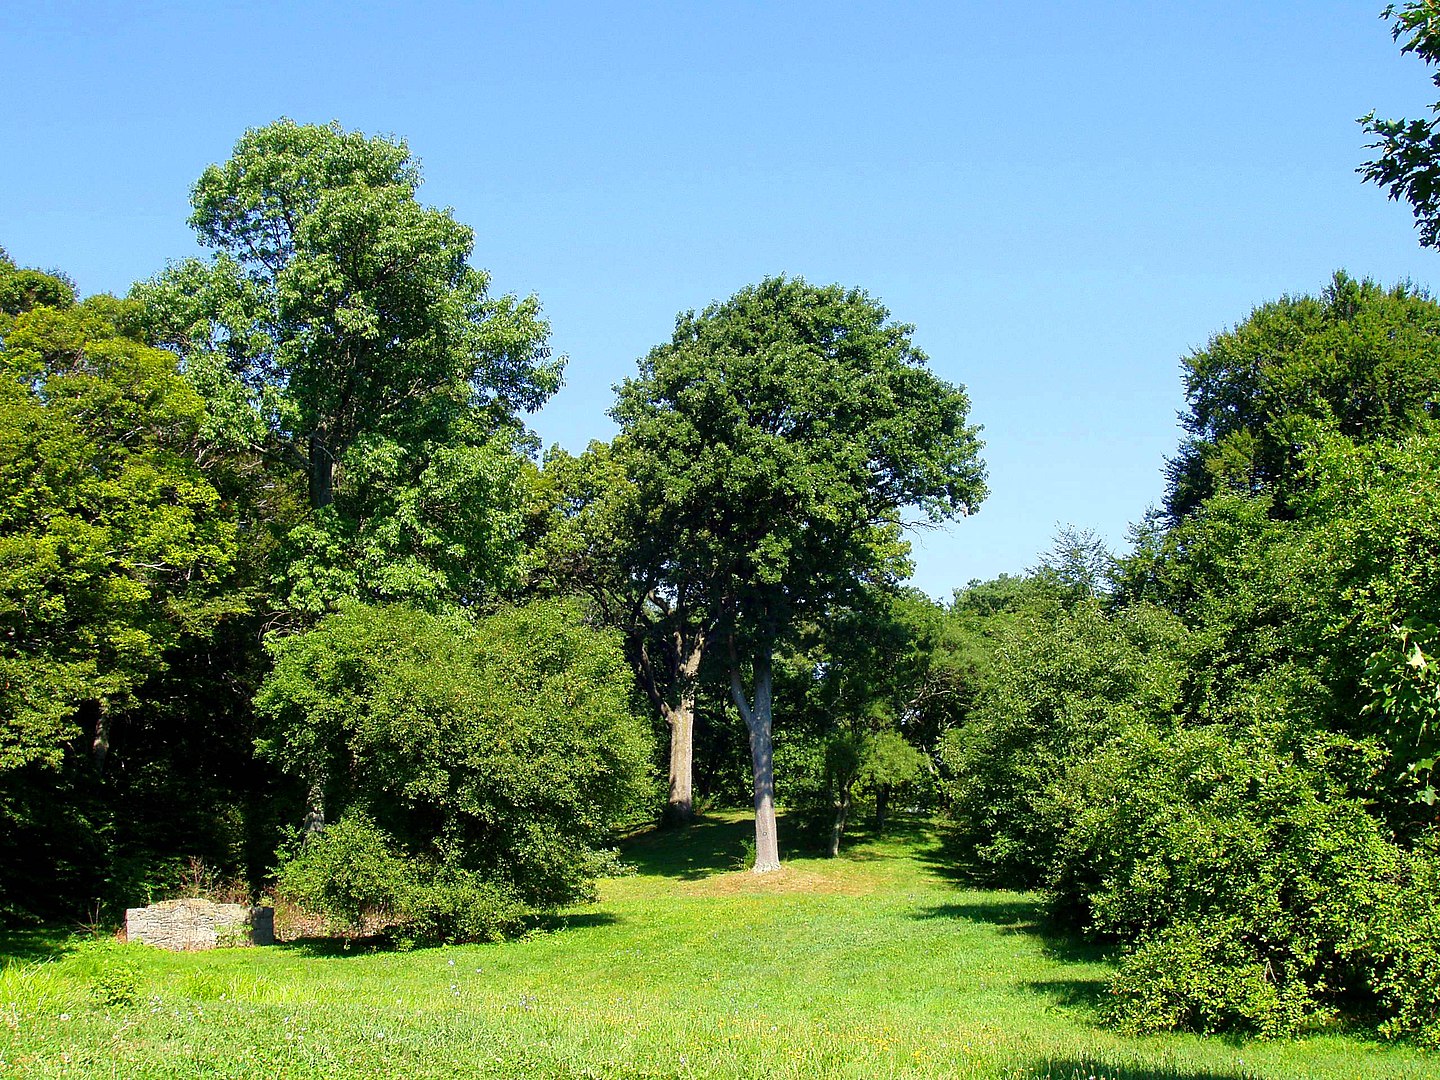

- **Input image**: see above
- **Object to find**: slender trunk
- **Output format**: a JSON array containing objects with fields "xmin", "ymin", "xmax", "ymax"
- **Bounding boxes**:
[
  {"xmin": 89, "ymin": 702, "xmax": 111, "ymax": 773},
  {"xmin": 302, "ymin": 775, "xmax": 326, "ymax": 835},
  {"xmin": 875, "ymin": 784, "xmax": 891, "ymax": 834},
  {"xmin": 829, "ymin": 782, "xmax": 852, "ymax": 858},
  {"xmin": 730, "ymin": 643, "xmax": 780, "ymax": 873},
  {"xmin": 308, "ymin": 436, "xmax": 335, "ymax": 509}
]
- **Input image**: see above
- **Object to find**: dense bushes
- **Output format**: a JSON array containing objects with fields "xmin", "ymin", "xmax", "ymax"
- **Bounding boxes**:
[
  {"xmin": 937, "ymin": 600, "xmax": 1189, "ymax": 886},
  {"xmin": 938, "ymin": 279, "xmax": 1440, "ymax": 1043},
  {"xmin": 257, "ymin": 599, "xmax": 656, "ymax": 938},
  {"xmin": 273, "ymin": 813, "xmax": 528, "ymax": 946},
  {"xmin": 1055, "ymin": 727, "xmax": 1398, "ymax": 1035},
  {"xmin": 943, "ymin": 571, "xmax": 1440, "ymax": 1040}
]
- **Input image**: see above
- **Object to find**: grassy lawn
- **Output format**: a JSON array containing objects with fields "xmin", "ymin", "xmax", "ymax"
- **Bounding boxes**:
[{"xmin": 0, "ymin": 812, "xmax": 1431, "ymax": 1079}]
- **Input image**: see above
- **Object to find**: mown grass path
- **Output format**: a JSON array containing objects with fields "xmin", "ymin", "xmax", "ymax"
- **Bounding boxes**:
[{"xmin": 0, "ymin": 814, "xmax": 1431, "ymax": 1078}]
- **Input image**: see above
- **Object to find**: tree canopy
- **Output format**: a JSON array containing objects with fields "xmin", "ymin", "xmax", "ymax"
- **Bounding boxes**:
[
  {"xmin": 612, "ymin": 275, "xmax": 986, "ymax": 869},
  {"xmin": 134, "ymin": 119, "xmax": 560, "ymax": 614},
  {"xmin": 1164, "ymin": 271, "xmax": 1440, "ymax": 521}
]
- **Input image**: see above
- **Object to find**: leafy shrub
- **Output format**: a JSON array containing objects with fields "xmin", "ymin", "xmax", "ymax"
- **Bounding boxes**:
[
  {"xmin": 937, "ymin": 601, "xmax": 1189, "ymax": 885},
  {"xmin": 1050, "ymin": 726, "xmax": 1417, "ymax": 1037},
  {"xmin": 274, "ymin": 814, "xmax": 414, "ymax": 932},
  {"xmin": 276, "ymin": 813, "xmax": 530, "ymax": 946},
  {"xmin": 396, "ymin": 868, "xmax": 527, "ymax": 948},
  {"xmin": 257, "ymin": 599, "xmax": 656, "ymax": 912},
  {"xmin": 1106, "ymin": 918, "xmax": 1320, "ymax": 1037}
]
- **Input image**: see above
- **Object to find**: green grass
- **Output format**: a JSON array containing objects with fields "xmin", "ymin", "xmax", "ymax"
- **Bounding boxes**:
[{"xmin": 0, "ymin": 813, "xmax": 1431, "ymax": 1078}]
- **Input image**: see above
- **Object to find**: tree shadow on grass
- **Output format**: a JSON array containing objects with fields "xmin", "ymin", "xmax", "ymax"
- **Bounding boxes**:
[
  {"xmin": 275, "ymin": 911, "xmax": 621, "ymax": 957},
  {"xmin": 619, "ymin": 814, "xmax": 757, "ymax": 881},
  {"xmin": 0, "ymin": 929, "xmax": 81, "ymax": 966},
  {"xmin": 527, "ymin": 911, "xmax": 621, "ymax": 933},
  {"xmin": 1024, "ymin": 1058, "xmax": 1256, "ymax": 1080},
  {"xmin": 275, "ymin": 934, "xmax": 397, "ymax": 958},
  {"xmin": 913, "ymin": 896, "xmax": 1108, "ymax": 964}
]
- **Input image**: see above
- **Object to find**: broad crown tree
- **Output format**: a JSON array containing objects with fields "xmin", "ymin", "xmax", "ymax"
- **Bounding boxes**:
[
  {"xmin": 612, "ymin": 275, "xmax": 986, "ymax": 870},
  {"xmin": 136, "ymin": 120, "xmax": 560, "ymax": 613}
]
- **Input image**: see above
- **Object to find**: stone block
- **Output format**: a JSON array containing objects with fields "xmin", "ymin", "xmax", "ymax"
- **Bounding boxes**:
[{"xmin": 124, "ymin": 898, "xmax": 274, "ymax": 950}]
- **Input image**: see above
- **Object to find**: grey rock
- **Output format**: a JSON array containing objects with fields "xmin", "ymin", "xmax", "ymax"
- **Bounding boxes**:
[{"xmin": 124, "ymin": 898, "xmax": 274, "ymax": 950}]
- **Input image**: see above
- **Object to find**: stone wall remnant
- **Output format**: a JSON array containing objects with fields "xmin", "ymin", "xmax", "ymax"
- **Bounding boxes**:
[{"xmin": 124, "ymin": 898, "xmax": 274, "ymax": 950}]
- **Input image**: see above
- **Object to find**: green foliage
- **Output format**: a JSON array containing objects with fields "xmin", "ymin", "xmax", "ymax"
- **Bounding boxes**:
[
  {"xmin": 1051, "ymin": 728, "xmax": 1403, "ymax": 1035},
  {"xmin": 1164, "ymin": 273, "xmax": 1440, "ymax": 520},
  {"xmin": 1364, "ymin": 835, "xmax": 1440, "ymax": 1047},
  {"xmin": 861, "ymin": 729, "xmax": 926, "ymax": 789},
  {"xmin": 278, "ymin": 429, "xmax": 530, "ymax": 614},
  {"xmin": 1105, "ymin": 918, "xmax": 1320, "ymax": 1039},
  {"xmin": 134, "ymin": 119, "xmax": 559, "ymax": 615},
  {"xmin": 611, "ymin": 275, "xmax": 986, "ymax": 620},
  {"xmin": 0, "ymin": 251, "xmax": 75, "ymax": 320},
  {"xmin": 397, "ymin": 867, "xmax": 528, "ymax": 948},
  {"xmin": 1363, "ymin": 624, "xmax": 1440, "ymax": 805},
  {"xmin": 273, "ymin": 813, "xmax": 528, "ymax": 946},
  {"xmin": 256, "ymin": 599, "xmax": 656, "ymax": 910},
  {"xmin": 937, "ymin": 600, "xmax": 1190, "ymax": 885},
  {"xmin": 0, "ymin": 293, "xmax": 241, "ymax": 773},
  {"xmin": 274, "ymin": 814, "xmax": 414, "ymax": 931},
  {"xmin": 1360, "ymin": 2, "xmax": 1440, "ymax": 248}
]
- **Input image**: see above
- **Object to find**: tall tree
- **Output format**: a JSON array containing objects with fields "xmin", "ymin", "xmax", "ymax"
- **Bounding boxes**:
[
  {"xmin": 612, "ymin": 276, "xmax": 986, "ymax": 870},
  {"xmin": 529, "ymin": 442, "xmax": 712, "ymax": 825},
  {"xmin": 135, "ymin": 119, "xmax": 560, "ymax": 615},
  {"xmin": 1163, "ymin": 272, "xmax": 1440, "ymax": 522}
]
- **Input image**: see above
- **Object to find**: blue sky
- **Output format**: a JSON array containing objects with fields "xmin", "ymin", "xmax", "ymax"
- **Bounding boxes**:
[{"xmin": 4, "ymin": 1, "xmax": 1438, "ymax": 597}]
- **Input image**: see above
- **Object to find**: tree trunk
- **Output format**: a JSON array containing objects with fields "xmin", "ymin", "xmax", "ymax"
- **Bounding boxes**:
[
  {"xmin": 730, "ymin": 644, "xmax": 780, "ymax": 873},
  {"xmin": 302, "ymin": 775, "xmax": 326, "ymax": 835},
  {"xmin": 88, "ymin": 701, "xmax": 111, "ymax": 773},
  {"xmin": 308, "ymin": 436, "xmax": 335, "ymax": 509},
  {"xmin": 663, "ymin": 685, "xmax": 696, "ymax": 826},
  {"xmin": 663, "ymin": 633, "xmax": 705, "ymax": 826},
  {"xmin": 875, "ymin": 784, "xmax": 891, "ymax": 834},
  {"xmin": 829, "ymin": 782, "xmax": 852, "ymax": 858}
]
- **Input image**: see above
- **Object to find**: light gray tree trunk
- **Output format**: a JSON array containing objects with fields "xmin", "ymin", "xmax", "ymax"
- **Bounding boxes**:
[
  {"xmin": 730, "ymin": 646, "xmax": 780, "ymax": 873},
  {"xmin": 829, "ymin": 781, "xmax": 852, "ymax": 858}
]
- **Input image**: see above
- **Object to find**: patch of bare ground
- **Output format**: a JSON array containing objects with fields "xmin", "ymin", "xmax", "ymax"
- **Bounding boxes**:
[{"xmin": 681, "ymin": 863, "xmax": 876, "ymax": 896}]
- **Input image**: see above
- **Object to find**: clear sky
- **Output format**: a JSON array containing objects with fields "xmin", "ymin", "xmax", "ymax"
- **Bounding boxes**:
[{"xmin": 4, "ymin": 1, "xmax": 1438, "ymax": 597}]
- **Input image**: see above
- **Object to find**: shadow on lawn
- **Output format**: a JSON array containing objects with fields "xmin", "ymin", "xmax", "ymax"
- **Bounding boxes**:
[
  {"xmin": 619, "ymin": 814, "xmax": 757, "ymax": 880},
  {"xmin": 529, "ymin": 911, "xmax": 621, "ymax": 933},
  {"xmin": 275, "ymin": 911, "xmax": 621, "ymax": 957},
  {"xmin": 276, "ymin": 934, "xmax": 397, "ymax": 958},
  {"xmin": 0, "ymin": 929, "xmax": 81, "ymax": 966},
  {"xmin": 1024, "ymin": 1059, "xmax": 1256, "ymax": 1080}
]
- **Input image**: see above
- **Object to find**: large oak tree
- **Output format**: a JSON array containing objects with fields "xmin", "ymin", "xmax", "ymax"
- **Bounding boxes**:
[{"xmin": 612, "ymin": 276, "xmax": 986, "ymax": 870}]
